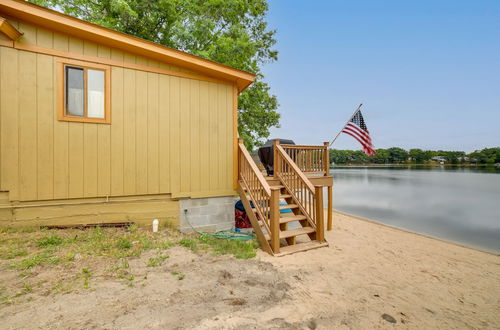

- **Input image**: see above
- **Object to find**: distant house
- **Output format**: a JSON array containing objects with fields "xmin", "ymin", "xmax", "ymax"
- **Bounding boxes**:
[
  {"xmin": 0, "ymin": 0, "xmax": 254, "ymax": 231},
  {"xmin": 432, "ymin": 156, "xmax": 446, "ymax": 163}
]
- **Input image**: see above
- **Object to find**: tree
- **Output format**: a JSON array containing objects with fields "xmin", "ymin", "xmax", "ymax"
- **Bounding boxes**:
[
  {"xmin": 468, "ymin": 148, "xmax": 500, "ymax": 164},
  {"xmin": 408, "ymin": 148, "xmax": 429, "ymax": 164},
  {"xmin": 329, "ymin": 149, "xmax": 352, "ymax": 164},
  {"xmin": 372, "ymin": 149, "xmax": 388, "ymax": 164},
  {"xmin": 387, "ymin": 147, "xmax": 408, "ymax": 163},
  {"xmin": 30, "ymin": 0, "xmax": 280, "ymax": 150}
]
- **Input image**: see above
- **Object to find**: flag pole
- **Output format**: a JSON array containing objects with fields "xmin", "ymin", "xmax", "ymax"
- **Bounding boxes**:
[{"xmin": 329, "ymin": 103, "xmax": 363, "ymax": 147}]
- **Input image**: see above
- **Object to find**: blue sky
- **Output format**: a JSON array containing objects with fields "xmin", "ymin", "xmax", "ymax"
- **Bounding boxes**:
[{"xmin": 262, "ymin": 0, "xmax": 500, "ymax": 152}]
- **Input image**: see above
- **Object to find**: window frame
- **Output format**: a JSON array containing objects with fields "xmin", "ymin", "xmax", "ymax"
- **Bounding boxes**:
[{"xmin": 57, "ymin": 59, "xmax": 111, "ymax": 124}]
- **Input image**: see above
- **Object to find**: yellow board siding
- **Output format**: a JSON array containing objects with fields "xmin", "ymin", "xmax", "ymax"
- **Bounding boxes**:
[
  {"xmin": 0, "ymin": 20, "xmax": 236, "ymax": 202},
  {"xmin": 0, "ymin": 196, "xmax": 179, "ymax": 228}
]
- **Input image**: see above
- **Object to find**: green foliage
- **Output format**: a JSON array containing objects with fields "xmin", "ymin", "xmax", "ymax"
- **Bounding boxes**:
[
  {"xmin": 178, "ymin": 235, "xmax": 257, "ymax": 259},
  {"xmin": 387, "ymin": 147, "xmax": 408, "ymax": 163},
  {"xmin": 468, "ymin": 148, "xmax": 500, "ymax": 164},
  {"xmin": 117, "ymin": 238, "xmax": 132, "ymax": 249},
  {"xmin": 408, "ymin": 148, "xmax": 431, "ymax": 164},
  {"xmin": 146, "ymin": 255, "xmax": 169, "ymax": 267},
  {"xmin": 178, "ymin": 238, "xmax": 197, "ymax": 251},
  {"xmin": 171, "ymin": 270, "xmax": 185, "ymax": 280},
  {"xmin": 372, "ymin": 148, "xmax": 389, "ymax": 164},
  {"xmin": 29, "ymin": 0, "xmax": 280, "ymax": 150},
  {"xmin": 12, "ymin": 253, "xmax": 51, "ymax": 270},
  {"xmin": 197, "ymin": 235, "xmax": 257, "ymax": 259},
  {"xmin": 0, "ymin": 248, "xmax": 28, "ymax": 260},
  {"xmin": 37, "ymin": 234, "xmax": 63, "ymax": 247},
  {"xmin": 82, "ymin": 268, "xmax": 91, "ymax": 289},
  {"xmin": 330, "ymin": 147, "xmax": 500, "ymax": 165}
]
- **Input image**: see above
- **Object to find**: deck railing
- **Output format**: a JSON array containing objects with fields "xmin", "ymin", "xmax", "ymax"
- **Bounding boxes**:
[
  {"xmin": 274, "ymin": 141, "xmax": 324, "ymax": 241},
  {"xmin": 281, "ymin": 143, "xmax": 330, "ymax": 175},
  {"xmin": 238, "ymin": 140, "xmax": 281, "ymax": 252}
]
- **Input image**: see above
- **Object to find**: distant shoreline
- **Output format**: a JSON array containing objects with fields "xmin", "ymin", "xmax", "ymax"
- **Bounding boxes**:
[{"xmin": 331, "ymin": 163, "xmax": 499, "ymax": 168}]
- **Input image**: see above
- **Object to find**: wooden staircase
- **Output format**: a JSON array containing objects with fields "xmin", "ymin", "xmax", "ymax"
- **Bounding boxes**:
[{"xmin": 237, "ymin": 139, "xmax": 330, "ymax": 256}]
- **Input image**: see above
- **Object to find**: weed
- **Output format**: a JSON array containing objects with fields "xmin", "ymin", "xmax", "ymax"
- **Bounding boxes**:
[
  {"xmin": 12, "ymin": 253, "xmax": 50, "ymax": 270},
  {"xmin": 37, "ymin": 234, "xmax": 63, "ymax": 247},
  {"xmin": 64, "ymin": 252, "xmax": 75, "ymax": 262},
  {"xmin": 0, "ymin": 248, "xmax": 28, "ymax": 260},
  {"xmin": 50, "ymin": 278, "xmax": 77, "ymax": 294},
  {"xmin": 14, "ymin": 283, "xmax": 32, "ymax": 298},
  {"xmin": 117, "ymin": 238, "xmax": 132, "ymax": 249},
  {"xmin": 197, "ymin": 235, "xmax": 257, "ymax": 259},
  {"xmin": 82, "ymin": 268, "xmax": 91, "ymax": 289},
  {"xmin": 128, "ymin": 224, "xmax": 138, "ymax": 233},
  {"xmin": 158, "ymin": 241, "xmax": 176, "ymax": 250},
  {"xmin": 179, "ymin": 238, "xmax": 197, "ymax": 251},
  {"xmin": 171, "ymin": 271, "xmax": 185, "ymax": 280},
  {"xmin": 146, "ymin": 255, "xmax": 168, "ymax": 267}
]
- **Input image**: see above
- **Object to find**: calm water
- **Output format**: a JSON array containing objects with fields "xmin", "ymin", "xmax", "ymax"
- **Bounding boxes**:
[{"xmin": 330, "ymin": 166, "xmax": 500, "ymax": 254}]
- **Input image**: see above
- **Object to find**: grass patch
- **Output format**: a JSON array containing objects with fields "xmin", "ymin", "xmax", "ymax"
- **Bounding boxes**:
[
  {"xmin": 37, "ymin": 233, "xmax": 64, "ymax": 247},
  {"xmin": 12, "ymin": 253, "xmax": 50, "ymax": 270},
  {"xmin": 0, "ymin": 224, "xmax": 256, "ymax": 305},
  {"xmin": 146, "ymin": 255, "xmax": 168, "ymax": 267},
  {"xmin": 179, "ymin": 238, "xmax": 197, "ymax": 251},
  {"xmin": 117, "ymin": 237, "xmax": 132, "ymax": 249},
  {"xmin": 171, "ymin": 271, "xmax": 185, "ymax": 280},
  {"xmin": 177, "ymin": 235, "xmax": 257, "ymax": 259},
  {"xmin": 82, "ymin": 268, "xmax": 91, "ymax": 289},
  {"xmin": 0, "ymin": 247, "xmax": 28, "ymax": 260},
  {"xmin": 191, "ymin": 235, "xmax": 258, "ymax": 259},
  {"xmin": 14, "ymin": 283, "xmax": 32, "ymax": 298}
]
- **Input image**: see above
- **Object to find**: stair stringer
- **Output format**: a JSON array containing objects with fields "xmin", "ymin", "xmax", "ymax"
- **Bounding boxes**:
[{"xmin": 236, "ymin": 183, "xmax": 274, "ymax": 255}]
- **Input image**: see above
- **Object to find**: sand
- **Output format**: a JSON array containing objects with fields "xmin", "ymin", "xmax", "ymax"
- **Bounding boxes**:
[{"xmin": 1, "ymin": 211, "xmax": 499, "ymax": 329}]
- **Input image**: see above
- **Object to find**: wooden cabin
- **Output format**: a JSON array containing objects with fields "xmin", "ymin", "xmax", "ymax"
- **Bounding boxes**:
[{"xmin": 0, "ymin": 0, "xmax": 333, "ymax": 255}]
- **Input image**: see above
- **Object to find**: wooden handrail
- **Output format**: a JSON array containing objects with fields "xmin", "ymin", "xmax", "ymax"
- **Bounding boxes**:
[
  {"xmin": 276, "ymin": 145, "xmax": 316, "ymax": 192},
  {"xmin": 281, "ymin": 144, "xmax": 328, "ymax": 149},
  {"xmin": 238, "ymin": 142, "xmax": 271, "ymax": 196},
  {"xmin": 275, "ymin": 144, "xmax": 321, "ymax": 230},
  {"xmin": 238, "ymin": 140, "xmax": 279, "ymax": 249},
  {"xmin": 281, "ymin": 143, "xmax": 329, "ymax": 175}
]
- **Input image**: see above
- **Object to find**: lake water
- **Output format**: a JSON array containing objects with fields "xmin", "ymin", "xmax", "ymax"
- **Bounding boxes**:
[{"xmin": 330, "ymin": 166, "xmax": 500, "ymax": 254}]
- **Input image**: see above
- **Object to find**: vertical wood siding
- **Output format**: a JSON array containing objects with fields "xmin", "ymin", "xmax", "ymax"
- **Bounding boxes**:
[{"xmin": 0, "ymin": 21, "xmax": 235, "ymax": 201}]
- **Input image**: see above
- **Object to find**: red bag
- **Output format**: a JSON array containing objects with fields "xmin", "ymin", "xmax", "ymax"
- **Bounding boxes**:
[{"xmin": 235, "ymin": 209, "xmax": 252, "ymax": 229}]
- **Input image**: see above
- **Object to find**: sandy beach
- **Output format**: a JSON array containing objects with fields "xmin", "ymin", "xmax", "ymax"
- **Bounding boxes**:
[{"xmin": 1, "ymin": 211, "xmax": 499, "ymax": 329}]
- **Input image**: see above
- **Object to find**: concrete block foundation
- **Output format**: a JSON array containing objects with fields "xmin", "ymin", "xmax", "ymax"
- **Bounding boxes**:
[{"xmin": 179, "ymin": 196, "xmax": 237, "ymax": 233}]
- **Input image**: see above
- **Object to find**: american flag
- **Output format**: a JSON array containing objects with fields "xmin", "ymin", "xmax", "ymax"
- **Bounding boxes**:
[{"xmin": 341, "ymin": 109, "xmax": 375, "ymax": 155}]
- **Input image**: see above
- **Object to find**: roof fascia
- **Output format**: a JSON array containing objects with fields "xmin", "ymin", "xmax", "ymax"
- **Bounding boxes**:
[{"xmin": 0, "ymin": 0, "xmax": 254, "ymax": 91}]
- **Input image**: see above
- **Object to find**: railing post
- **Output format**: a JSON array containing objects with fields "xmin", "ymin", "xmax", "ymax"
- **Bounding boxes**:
[
  {"xmin": 314, "ymin": 185, "xmax": 325, "ymax": 242},
  {"xmin": 273, "ymin": 139, "xmax": 280, "ymax": 179},
  {"xmin": 270, "ymin": 187, "xmax": 281, "ymax": 253},
  {"xmin": 238, "ymin": 138, "xmax": 244, "ymax": 180},
  {"xmin": 323, "ymin": 142, "xmax": 330, "ymax": 176},
  {"xmin": 327, "ymin": 186, "xmax": 333, "ymax": 231}
]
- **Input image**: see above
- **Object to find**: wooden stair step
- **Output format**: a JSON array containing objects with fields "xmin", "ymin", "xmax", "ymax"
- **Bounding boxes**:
[
  {"xmin": 280, "ymin": 194, "xmax": 292, "ymax": 199},
  {"xmin": 252, "ymin": 204, "xmax": 299, "ymax": 213},
  {"xmin": 279, "ymin": 227, "xmax": 315, "ymax": 239},
  {"xmin": 270, "ymin": 185, "xmax": 284, "ymax": 189},
  {"xmin": 258, "ymin": 215, "xmax": 307, "ymax": 226},
  {"xmin": 279, "ymin": 215, "xmax": 307, "ymax": 224},
  {"xmin": 274, "ymin": 241, "xmax": 329, "ymax": 257}
]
